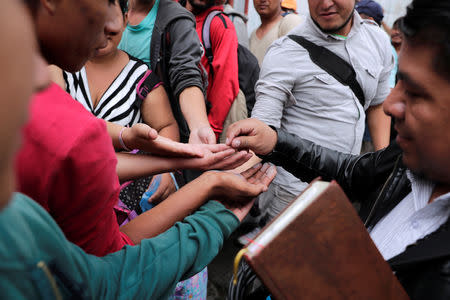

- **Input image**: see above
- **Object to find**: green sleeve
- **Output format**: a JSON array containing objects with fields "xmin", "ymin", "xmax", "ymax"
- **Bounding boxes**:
[{"xmin": 73, "ymin": 200, "xmax": 240, "ymax": 299}]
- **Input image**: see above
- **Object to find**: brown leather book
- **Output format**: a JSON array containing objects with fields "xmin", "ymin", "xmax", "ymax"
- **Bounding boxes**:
[{"xmin": 242, "ymin": 180, "xmax": 409, "ymax": 300}]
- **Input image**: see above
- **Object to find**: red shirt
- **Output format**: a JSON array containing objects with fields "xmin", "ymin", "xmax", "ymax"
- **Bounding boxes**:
[
  {"xmin": 195, "ymin": 6, "xmax": 239, "ymax": 138},
  {"xmin": 15, "ymin": 83, "xmax": 134, "ymax": 256}
]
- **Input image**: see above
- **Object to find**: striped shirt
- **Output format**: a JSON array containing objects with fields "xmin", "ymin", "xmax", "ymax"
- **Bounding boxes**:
[
  {"xmin": 370, "ymin": 170, "xmax": 450, "ymax": 260},
  {"xmin": 64, "ymin": 55, "xmax": 148, "ymax": 127}
]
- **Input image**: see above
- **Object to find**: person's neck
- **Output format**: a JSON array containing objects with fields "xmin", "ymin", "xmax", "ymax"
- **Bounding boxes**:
[
  {"xmin": 88, "ymin": 49, "xmax": 122, "ymax": 67},
  {"xmin": 429, "ymin": 183, "xmax": 450, "ymax": 203},
  {"xmin": 260, "ymin": 12, "xmax": 283, "ymax": 28}
]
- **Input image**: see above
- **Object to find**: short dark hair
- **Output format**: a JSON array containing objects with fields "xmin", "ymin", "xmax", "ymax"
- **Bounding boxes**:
[
  {"xmin": 400, "ymin": 0, "xmax": 450, "ymax": 80},
  {"xmin": 118, "ymin": 0, "xmax": 127, "ymax": 14},
  {"xmin": 392, "ymin": 17, "xmax": 403, "ymax": 30}
]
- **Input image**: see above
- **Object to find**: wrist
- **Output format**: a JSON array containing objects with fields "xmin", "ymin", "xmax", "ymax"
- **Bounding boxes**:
[
  {"xmin": 259, "ymin": 125, "xmax": 278, "ymax": 157},
  {"xmin": 201, "ymin": 171, "xmax": 222, "ymax": 200},
  {"xmin": 119, "ymin": 127, "xmax": 132, "ymax": 151}
]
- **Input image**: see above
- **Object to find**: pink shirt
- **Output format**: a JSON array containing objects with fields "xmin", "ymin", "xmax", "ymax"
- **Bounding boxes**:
[{"xmin": 15, "ymin": 83, "xmax": 134, "ymax": 256}]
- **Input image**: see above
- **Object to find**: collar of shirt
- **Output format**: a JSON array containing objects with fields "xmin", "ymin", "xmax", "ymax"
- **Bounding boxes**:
[
  {"xmin": 406, "ymin": 169, "xmax": 450, "ymax": 209},
  {"xmin": 306, "ymin": 10, "xmax": 363, "ymax": 42}
]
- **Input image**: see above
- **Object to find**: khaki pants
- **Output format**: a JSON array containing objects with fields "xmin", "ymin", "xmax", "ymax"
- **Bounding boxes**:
[{"xmin": 219, "ymin": 89, "xmax": 248, "ymax": 143}]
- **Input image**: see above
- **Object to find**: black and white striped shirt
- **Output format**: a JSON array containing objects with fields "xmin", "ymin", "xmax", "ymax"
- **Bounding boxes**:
[{"xmin": 64, "ymin": 55, "xmax": 148, "ymax": 127}]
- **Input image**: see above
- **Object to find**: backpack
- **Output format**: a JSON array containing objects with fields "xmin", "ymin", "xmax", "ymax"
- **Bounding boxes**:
[{"xmin": 202, "ymin": 10, "xmax": 260, "ymax": 117}]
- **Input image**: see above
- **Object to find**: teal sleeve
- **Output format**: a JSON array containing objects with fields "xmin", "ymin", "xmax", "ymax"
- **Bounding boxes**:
[
  {"xmin": 74, "ymin": 200, "xmax": 240, "ymax": 299},
  {"xmin": 0, "ymin": 195, "xmax": 239, "ymax": 299}
]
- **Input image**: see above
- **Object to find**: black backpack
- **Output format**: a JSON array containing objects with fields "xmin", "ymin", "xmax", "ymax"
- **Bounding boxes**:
[{"xmin": 202, "ymin": 10, "xmax": 260, "ymax": 117}]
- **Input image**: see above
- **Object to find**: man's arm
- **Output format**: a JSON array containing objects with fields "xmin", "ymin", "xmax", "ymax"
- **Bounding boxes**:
[
  {"xmin": 120, "ymin": 163, "xmax": 277, "ymax": 243},
  {"xmin": 226, "ymin": 118, "xmax": 401, "ymax": 201},
  {"xmin": 179, "ymin": 86, "xmax": 216, "ymax": 144},
  {"xmin": 167, "ymin": 18, "xmax": 216, "ymax": 144},
  {"xmin": 251, "ymin": 38, "xmax": 299, "ymax": 128},
  {"xmin": 367, "ymin": 103, "xmax": 391, "ymax": 150},
  {"xmin": 115, "ymin": 146, "xmax": 252, "ymax": 183}
]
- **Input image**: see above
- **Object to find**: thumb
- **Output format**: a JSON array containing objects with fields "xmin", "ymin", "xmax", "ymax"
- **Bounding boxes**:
[
  {"xmin": 134, "ymin": 123, "xmax": 158, "ymax": 140},
  {"xmin": 230, "ymin": 136, "xmax": 257, "ymax": 151}
]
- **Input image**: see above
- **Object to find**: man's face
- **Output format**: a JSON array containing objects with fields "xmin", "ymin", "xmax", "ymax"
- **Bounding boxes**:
[
  {"xmin": 37, "ymin": 0, "xmax": 112, "ymax": 72},
  {"xmin": 383, "ymin": 40, "xmax": 450, "ymax": 184},
  {"xmin": 391, "ymin": 24, "xmax": 403, "ymax": 46},
  {"xmin": 308, "ymin": 0, "xmax": 355, "ymax": 34},
  {"xmin": 253, "ymin": 0, "xmax": 282, "ymax": 19}
]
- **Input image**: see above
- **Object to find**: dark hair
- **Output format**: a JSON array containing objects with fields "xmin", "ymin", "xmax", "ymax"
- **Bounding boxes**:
[
  {"xmin": 118, "ymin": 0, "xmax": 128, "ymax": 15},
  {"xmin": 392, "ymin": 17, "xmax": 403, "ymax": 29},
  {"xmin": 400, "ymin": 0, "xmax": 450, "ymax": 80}
]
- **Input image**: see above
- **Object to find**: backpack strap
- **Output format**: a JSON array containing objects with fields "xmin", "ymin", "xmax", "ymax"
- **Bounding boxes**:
[
  {"xmin": 288, "ymin": 35, "xmax": 366, "ymax": 107},
  {"xmin": 201, "ymin": 10, "xmax": 227, "ymax": 80}
]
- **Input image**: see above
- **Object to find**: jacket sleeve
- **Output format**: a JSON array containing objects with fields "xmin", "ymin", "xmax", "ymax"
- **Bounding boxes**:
[
  {"xmin": 76, "ymin": 201, "xmax": 240, "ymax": 299},
  {"xmin": 264, "ymin": 128, "xmax": 401, "ymax": 201},
  {"xmin": 207, "ymin": 16, "xmax": 239, "ymax": 136},
  {"xmin": 167, "ymin": 18, "xmax": 205, "ymax": 99}
]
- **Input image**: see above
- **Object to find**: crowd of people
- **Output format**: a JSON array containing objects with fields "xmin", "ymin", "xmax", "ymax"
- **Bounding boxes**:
[{"xmin": 0, "ymin": 0, "xmax": 448, "ymax": 299}]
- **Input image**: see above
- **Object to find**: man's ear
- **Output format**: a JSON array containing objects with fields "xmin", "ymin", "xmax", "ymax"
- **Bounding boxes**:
[{"xmin": 39, "ymin": 0, "xmax": 61, "ymax": 15}]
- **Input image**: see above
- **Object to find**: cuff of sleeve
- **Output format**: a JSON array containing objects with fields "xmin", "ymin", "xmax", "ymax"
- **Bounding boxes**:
[
  {"xmin": 257, "ymin": 126, "xmax": 290, "ymax": 166},
  {"xmin": 202, "ymin": 200, "xmax": 240, "ymax": 233}
]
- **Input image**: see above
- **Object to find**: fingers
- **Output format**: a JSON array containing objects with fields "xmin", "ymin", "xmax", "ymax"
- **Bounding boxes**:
[
  {"xmin": 152, "ymin": 136, "xmax": 205, "ymax": 158},
  {"xmin": 247, "ymin": 163, "xmax": 270, "ymax": 184},
  {"xmin": 240, "ymin": 162, "xmax": 262, "ymax": 179},
  {"xmin": 209, "ymin": 151, "xmax": 252, "ymax": 170},
  {"xmin": 260, "ymin": 165, "xmax": 277, "ymax": 186},
  {"xmin": 147, "ymin": 184, "xmax": 164, "ymax": 204},
  {"xmin": 230, "ymin": 136, "xmax": 260, "ymax": 152},
  {"xmin": 203, "ymin": 149, "xmax": 237, "ymax": 167},
  {"xmin": 199, "ymin": 143, "xmax": 230, "ymax": 153},
  {"xmin": 225, "ymin": 119, "xmax": 256, "ymax": 146},
  {"xmin": 145, "ymin": 174, "xmax": 163, "ymax": 204}
]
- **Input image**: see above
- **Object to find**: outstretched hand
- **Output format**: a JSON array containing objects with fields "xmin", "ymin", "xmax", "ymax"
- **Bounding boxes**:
[
  {"xmin": 123, "ymin": 123, "xmax": 221, "ymax": 158},
  {"xmin": 225, "ymin": 118, "xmax": 277, "ymax": 156},
  {"xmin": 177, "ymin": 147, "xmax": 253, "ymax": 171},
  {"xmin": 208, "ymin": 163, "xmax": 277, "ymax": 221},
  {"xmin": 188, "ymin": 125, "xmax": 216, "ymax": 145}
]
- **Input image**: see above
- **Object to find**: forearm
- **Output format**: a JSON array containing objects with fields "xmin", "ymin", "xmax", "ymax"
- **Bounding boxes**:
[
  {"xmin": 265, "ymin": 129, "xmax": 361, "ymax": 194},
  {"xmin": 120, "ymin": 172, "xmax": 216, "ymax": 243},
  {"xmin": 157, "ymin": 121, "xmax": 179, "ymax": 142},
  {"xmin": 78, "ymin": 201, "xmax": 239, "ymax": 299},
  {"xmin": 179, "ymin": 86, "xmax": 210, "ymax": 130},
  {"xmin": 266, "ymin": 129, "xmax": 400, "ymax": 201},
  {"xmin": 367, "ymin": 104, "xmax": 391, "ymax": 150},
  {"xmin": 142, "ymin": 86, "xmax": 180, "ymax": 142}
]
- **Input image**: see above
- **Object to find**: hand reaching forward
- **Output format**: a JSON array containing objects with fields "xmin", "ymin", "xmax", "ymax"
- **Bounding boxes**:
[
  {"xmin": 188, "ymin": 125, "xmax": 217, "ymax": 145},
  {"xmin": 225, "ymin": 118, "xmax": 277, "ymax": 156},
  {"xmin": 207, "ymin": 163, "xmax": 277, "ymax": 221},
  {"xmin": 122, "ymin": 123, "xmax": 221, "ymax": 158}
]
